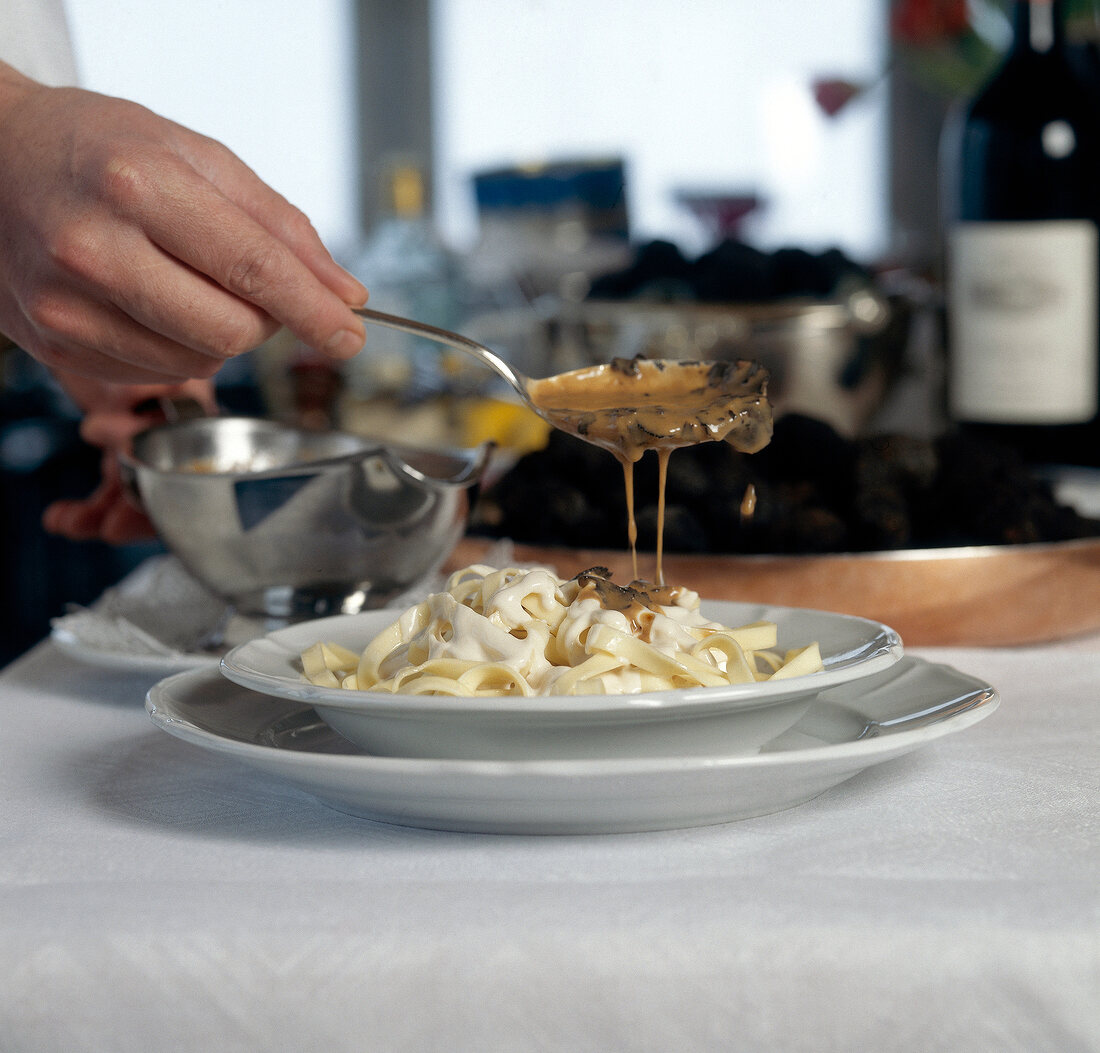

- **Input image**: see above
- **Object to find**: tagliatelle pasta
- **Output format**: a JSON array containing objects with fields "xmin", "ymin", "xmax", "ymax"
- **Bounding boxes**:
[{"xmin": 299, "ymin": 565, "xmax": 823, "ymax": 698}]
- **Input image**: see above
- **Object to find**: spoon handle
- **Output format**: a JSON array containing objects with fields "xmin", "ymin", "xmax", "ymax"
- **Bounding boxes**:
[{"xmin": 352, "ymin": 306, "xmax": 530, "ymax": 401}]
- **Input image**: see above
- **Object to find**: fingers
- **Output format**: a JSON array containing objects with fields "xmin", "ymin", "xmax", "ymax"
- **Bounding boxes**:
[
  {"xmin": 41, "ymin": 474, "xmax": 155, "ymax": 543},
  {"xmin": 54, "ymin": 373, "xmax": 217, "ymax": 419},
  {"xmin": 21, "ymin": 285, "xmax": 246, "ymax": 383},
  {"xmin": 100, "ymin": 500, "xmax": 156, "ymax": 543},
  {"xmin": 80, "ymin": 406, "xmax": 166, "ymax": 448},
  {"xmin": 77, "ymin": 377, "xmax": 216, "ymax": 448},
  {"xmin": 194, "ymin": 140, "xmax": 369, "ymax": 308},
  {"xmin": 104, "ymin": 147, "xmax": 367, "ymax": 360},
  {"xmin": 42, "ymin": 455, "xmax": 156, "ymax": 542},
  {"xmin": 38, "ymin": 217, "xmax": 285, "ymax": 367},
  {"xmin": 37, "ymin": 340, "xmax": 198, "ymax": 385},
  {"xmin": 43, "ymin": 495, "xmax": 155, "ymax": 543},
  {"xmin": 41, "ymin": 496, "xmax": 96, "ymax": 539}
]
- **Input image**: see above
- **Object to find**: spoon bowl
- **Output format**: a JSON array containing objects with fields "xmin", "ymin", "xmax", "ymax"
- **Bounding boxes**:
[{"xmin": 353, "ymin": 306, "xmax": 772, "ymax": 460}]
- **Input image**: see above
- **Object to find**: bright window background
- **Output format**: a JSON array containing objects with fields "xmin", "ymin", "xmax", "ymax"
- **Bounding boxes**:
[
  {"xmin": 62, "ymin": 0, "xmax": 359, "ymax": 249},
  {"xmin": 62, "ymin": 0, "xmax": 888, "ymax": 262},
  {"xmin": 433, "ymin": 0, "xmax": 888, "ymax": 259}
]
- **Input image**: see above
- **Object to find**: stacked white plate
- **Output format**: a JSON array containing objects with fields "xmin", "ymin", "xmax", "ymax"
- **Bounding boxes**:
[{"xmin": 146, "ymin": 601, "xmax": 997, "ymax": 834}]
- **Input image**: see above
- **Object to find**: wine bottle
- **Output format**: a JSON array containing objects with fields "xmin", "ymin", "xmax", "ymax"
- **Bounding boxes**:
[{"xmin": 943, "ymin": 0, "xmax": 1100, "ymax": 466}]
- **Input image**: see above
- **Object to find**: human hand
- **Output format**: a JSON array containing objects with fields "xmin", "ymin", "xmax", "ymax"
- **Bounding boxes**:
[
  {"xmin": 0, "ymin": 62, "xmax": 368, "ymax": 385},
  {"xmin": 42, "ymin": 448, "xmax": 156, "ymax": 544},
  {"xmin": 42, "ymin": 374, "xmax": 218, "ymax": 543}
]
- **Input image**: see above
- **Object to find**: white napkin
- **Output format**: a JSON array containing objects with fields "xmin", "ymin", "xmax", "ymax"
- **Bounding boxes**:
[{"xmin": 49, "ymin": 555, "xmax": 228, "ymax": 659}]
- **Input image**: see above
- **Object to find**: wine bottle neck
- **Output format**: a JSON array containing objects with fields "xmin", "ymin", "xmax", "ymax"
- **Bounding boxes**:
[{"xmin": 1011, "ymin": 0, "xmax": 1065, "ymax": 56}]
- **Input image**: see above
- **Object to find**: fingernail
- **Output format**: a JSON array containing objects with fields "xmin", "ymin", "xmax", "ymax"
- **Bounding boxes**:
[
  {"xmin": 345, "ymin": 274, "xmax": 369, "ymax": 304},
  {"xmin": 324, "ymin": 327, "xmax": 365, "ymax": 358},
  {"xmin": 330, "ymin": 263, "xmax": 368, "ymax": 305}
]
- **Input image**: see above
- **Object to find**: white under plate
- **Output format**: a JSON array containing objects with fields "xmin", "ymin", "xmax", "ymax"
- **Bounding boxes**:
[
  {"xmin": 50, "ymin": 624, "xmax": 222, "ymax": 674},
  {"xmin": 49, "ymin": 556, "xmax": 226, "ymax": 673},
  {"xmin": 146, "ymin": 656, "xmax": 996, "ymax": 834},
  {"xmin": 219, "ymin": 601, "xmax": 902, "ymax": 760}
]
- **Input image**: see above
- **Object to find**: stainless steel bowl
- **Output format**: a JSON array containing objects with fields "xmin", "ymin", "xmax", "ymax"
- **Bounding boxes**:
[{"xmin": 122, "ymin": 417, "xmax": 488, "ymax": 619}]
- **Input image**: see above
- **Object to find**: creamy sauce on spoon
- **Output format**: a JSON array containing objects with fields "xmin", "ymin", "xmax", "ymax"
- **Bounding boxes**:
[{"xmin": 527, "ymin": 356, "xmax": 772, "ymax": 583}]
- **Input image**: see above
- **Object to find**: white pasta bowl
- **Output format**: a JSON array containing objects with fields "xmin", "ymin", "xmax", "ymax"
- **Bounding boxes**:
[{"xmin": 219, "ymin": 600, "xmax": 903, "ymax": 761}]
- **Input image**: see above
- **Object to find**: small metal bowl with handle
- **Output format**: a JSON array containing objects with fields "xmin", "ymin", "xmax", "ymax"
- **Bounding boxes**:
[{"xmin": 121, "ymin": 416, "xmax": 490, "ymax": 621}]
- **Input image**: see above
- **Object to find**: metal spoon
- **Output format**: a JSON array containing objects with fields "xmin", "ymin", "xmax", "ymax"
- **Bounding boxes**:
[
  {"xmin": 354, "ymin": 306, "xmax": 534, "ymax": 405},
  {"xmin": 353, "ymin": 306, "xmax": 773, "ymax": 589},
  {"xmin": 352, "ymin": 304, "xmax": 773, "ymax": 459}
]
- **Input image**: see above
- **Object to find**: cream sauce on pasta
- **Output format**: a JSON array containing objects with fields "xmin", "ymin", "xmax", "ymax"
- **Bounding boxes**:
[{"xmin": 300, "ymin": 564, "xmax": 823, "ymax": 698}]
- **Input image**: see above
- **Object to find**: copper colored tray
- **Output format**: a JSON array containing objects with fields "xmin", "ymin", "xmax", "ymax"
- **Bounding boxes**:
[{"xmin": 447, "ymin": 536, "xmax": 1100, "ymax": 647}]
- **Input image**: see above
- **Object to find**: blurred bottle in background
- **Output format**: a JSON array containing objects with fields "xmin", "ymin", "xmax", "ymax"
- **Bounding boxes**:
[
  {"xmin": 942, "ymin": 0, "xmax": 1100, "ymax": 466},
  {"xmin": 344, "ymin": 159, "xmax": 461, "ymax": 403}
]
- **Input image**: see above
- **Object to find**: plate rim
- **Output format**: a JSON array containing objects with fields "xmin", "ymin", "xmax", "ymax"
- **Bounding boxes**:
[{"xmin": 147, "ymin": 657, "xmax": 998, "ymax": 777}]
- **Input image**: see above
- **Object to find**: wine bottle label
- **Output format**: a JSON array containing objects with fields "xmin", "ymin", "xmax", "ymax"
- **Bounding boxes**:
[{"xmin": 948, "ymin": 220, "xmax": 1099, "ymax": 423}]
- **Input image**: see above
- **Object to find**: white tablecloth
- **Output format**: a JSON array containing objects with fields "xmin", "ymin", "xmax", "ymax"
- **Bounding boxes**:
[{"xmin": 1, "ymin": 618, "xmax": 1098, "ymax": 1052}]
